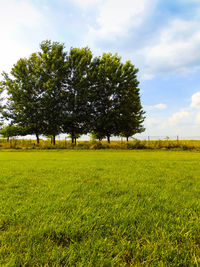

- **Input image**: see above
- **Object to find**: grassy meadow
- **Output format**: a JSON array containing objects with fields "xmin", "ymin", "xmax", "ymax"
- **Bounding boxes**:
[{"xmin": 1, "ymin": 150, "xmax": 200, "ymax": 265}]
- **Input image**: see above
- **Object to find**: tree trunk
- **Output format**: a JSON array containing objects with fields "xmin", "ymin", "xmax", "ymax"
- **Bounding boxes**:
[
  {"xmin": 7, "ymin": 137, "xmax": 9, "ymax": 142},
  {"xmin": 74, "ymin": 137, "xmax": 77, "ymax": 146},
  {"xmin": 107, "ymin": 136, "xmax": 110, "ymax": 144},
  {"xmin": 53, "ymin": 135, "xmax": 56, "ymax": 145},
  {"xmin": 36, "ymin": 133, "xmax": 40, "ymax": 144},
  {"xmin": 126, "ymin": 136, "xmax": 129, "ymax": 142},
  {"xmin": 72, "ymin": 136, "xmax": 74, "ymax": 144}
]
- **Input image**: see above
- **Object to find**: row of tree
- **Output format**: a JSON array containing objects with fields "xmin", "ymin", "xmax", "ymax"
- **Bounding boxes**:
[{"xmin": 0, "ymin": 40, "xmax": 145, "ymax": 144}]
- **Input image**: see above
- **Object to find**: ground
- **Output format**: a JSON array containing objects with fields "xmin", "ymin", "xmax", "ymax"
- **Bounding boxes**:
[{"xmin": 0, "ymin": 150, "xmax": 200, "ymax": 266}]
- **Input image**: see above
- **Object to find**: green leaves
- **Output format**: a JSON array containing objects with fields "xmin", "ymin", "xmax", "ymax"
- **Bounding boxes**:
[
  {"xmin": 118, "ymin": 61, "xmax": 145, "ymax": 141},
  {"xmin": 62, "ymin": 47, "xmax": 93, "ymax": 144},
  {"xmin": 37, "ymin": 40, "xmax": 67, "ymax": 142},
  {"xmin": 90, "ymin": 53, "xmax": 145, "ymax": 142},
  {"xmin": 0, "ymin": 124, "xmax": 24, "ymax": 139}
]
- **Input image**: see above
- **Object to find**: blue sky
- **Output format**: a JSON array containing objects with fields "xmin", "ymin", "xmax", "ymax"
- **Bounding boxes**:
[{"xmin": 1, "ymin": 0, "xmax": 200, "ymax": 138}]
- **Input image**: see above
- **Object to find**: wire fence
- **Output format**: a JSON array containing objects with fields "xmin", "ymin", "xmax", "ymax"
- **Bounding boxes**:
[{"xmin": 133, "ymin": 136, "xmax": 200, "ymax": 141}]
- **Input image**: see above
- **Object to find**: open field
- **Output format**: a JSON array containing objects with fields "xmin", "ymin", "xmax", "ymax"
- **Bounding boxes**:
[{"xmin": 1, "ymin": 150, "xmax": 200, "ymax": 265}]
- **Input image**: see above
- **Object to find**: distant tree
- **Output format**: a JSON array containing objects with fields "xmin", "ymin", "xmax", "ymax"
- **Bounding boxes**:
[
  {"xmin": 90, "ymin": 131, "xmax": 105, "ymax": 142},
  {"xmin": 67, "ymin": 133, "xmax": 81, "ymax": 145},
  {"xmin": 1, "ymin": 53, "xmax": 45, "ymax": 144},
  {"xmin": 0, "ymin": 124, "xmax": 24, "ymax": 141},
  {"xmin": 0, "ymin": 87, "xmax": 3, "ymax": 127},
  {"xmin": 90, "ymin": 53, "xmax": 123, "ymax": 143},
  {"xmin": 62, "ymin": 47, "xmax": 93, "ymax": 145},
  {"xmin": 117, "ymin": 61, "xmax": 145, "ymax": 142}
]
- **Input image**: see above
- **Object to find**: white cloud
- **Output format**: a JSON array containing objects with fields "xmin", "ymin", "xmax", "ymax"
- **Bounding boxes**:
[
  {"xmin": 145, "ymin": 118, "xmax": 159, "ymax": 127},
  {"xmin": 191, "ymin": 92, "xmax": 200, "ymax": 109},
  {"xmin": 143, "ymin": 18, "xmax": 200, "ymax": 76},
  {"xmin": 0, "ymin": 0, "xmax": 53, "ymax": 75},
  {"xmin": 144, "ymin": 90, "xmax": 200, "ymax": 135},
  {"xmin": 79, "ymin": 0, "xmax": 200, "ymax": 78},
  {"xmin": 86, "ymin": 0, "xmax": 157, "ymax": 42},
  {"xmin": 73, "ymin": 0, "xmax": 103, "ymax": 8},
  {"xmin": 169, "ymin": 110, "xmax": 190, "ymax": 126},
  {"xmin": 195, "ymin": 112, "xmax": 200, "ymax": 123},
  {"xmin": 81, "ymin": 1, "xmax": 200, "ymax": 78},
  {"xmin": 140, "ymin": 73, "xmax": 155, "ymax": 80},
  {"xmin": 155, "ymin": 104, "xmax": 167, "ymax": 109},
  {"xmin": 0, "ymin": 0, "xmax": 42, "ymax": 30},
  {"xmin": 145, "ymin": 103, "xmax": 167, "ymax": 110}
]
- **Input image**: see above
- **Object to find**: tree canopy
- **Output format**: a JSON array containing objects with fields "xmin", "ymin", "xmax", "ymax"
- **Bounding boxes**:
[
  {"xmin": 1, "ymin": 55, "xmax": 44, "ymax": 143},
  {"xmin": 62, "ymin": 47, "xmax": 93, "ymax": 145},
  {"xmin": 0, "ymin": 40, "xmax": 145, "ymax": 144}
]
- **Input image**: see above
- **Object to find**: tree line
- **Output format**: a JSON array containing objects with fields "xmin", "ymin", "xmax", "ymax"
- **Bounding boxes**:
[{"xmin": 0, "ymin": 40, "xmax": 145, "ymax": 144}]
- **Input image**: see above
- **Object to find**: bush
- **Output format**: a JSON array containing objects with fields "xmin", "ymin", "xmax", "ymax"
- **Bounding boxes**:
[{"xmin": 89, "ymin": 142, "xmax": 105, "ymax": 149}]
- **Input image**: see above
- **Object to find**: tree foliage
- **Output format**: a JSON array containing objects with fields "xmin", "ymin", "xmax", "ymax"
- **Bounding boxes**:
[
  {"xmin": 118, "ymin": 61, "xmax": 145, "ymax": 141},
  {"xmin": 37, "ymin": 40, "xmax": 67, "ymax": 145},
  {"xmin": 0, "ymin": 86, "xmax": 3, "ymax": 127},
  {"xmin": 1, "ymin": 54, "xmax": 44, "ymax": 143},
  {"xmin": 90, "ymin": 53, "xmax": 123, "ymax": 143},
  {"xmin": 62, "ymin": 47, "xmax": 93, "ymax": 144}
]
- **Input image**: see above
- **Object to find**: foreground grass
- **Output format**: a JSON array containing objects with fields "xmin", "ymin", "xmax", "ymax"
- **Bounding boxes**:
[{"xmin": 0, "ymin": 150, "xmax": 200, "ymax": 266}]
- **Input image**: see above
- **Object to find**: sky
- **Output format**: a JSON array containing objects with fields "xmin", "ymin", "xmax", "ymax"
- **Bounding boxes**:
[{"xmin": 1, "ymin": 0, "xmax": 200, "ymax": 138}]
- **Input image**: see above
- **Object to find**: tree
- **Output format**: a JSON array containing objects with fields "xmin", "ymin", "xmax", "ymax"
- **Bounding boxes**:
[
  {"xmin": 38, "ymin": 40, "xmax": 67, "ymax": 145},
  {"xmin": 62, "ymin": 47, "xmax": 93, "ymax": 145},
  {"xmin": 0, "ymin": 86, "xmax": 3, "ymax": 127},
  {"xmin": 90, "ymin": 53, "xmax": 123, "ymax": 143},
  {"xmin": 0, "ymin": 124, "xmax": 23, "ymax": 141},
  {"xmin": 90, "ymin": 131, "xmax": 105, "ymax": 142},
  {"xmin": 1, "ymin": 53, "xmax": 45, "ymax": 144},
  {"xmin": 117, "ymin": 61, "xmax": 145, "ymax": 142}
]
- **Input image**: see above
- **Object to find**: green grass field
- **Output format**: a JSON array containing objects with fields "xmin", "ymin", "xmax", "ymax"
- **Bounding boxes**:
[{"xmin": 1, "ymin": 150, "xmax": 200, "ymax": 266}]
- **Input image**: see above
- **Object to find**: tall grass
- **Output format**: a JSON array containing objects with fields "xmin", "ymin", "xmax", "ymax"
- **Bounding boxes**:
[{"xmin": 1, "ymin": 138, "xmax": 200, "ymax": 150}]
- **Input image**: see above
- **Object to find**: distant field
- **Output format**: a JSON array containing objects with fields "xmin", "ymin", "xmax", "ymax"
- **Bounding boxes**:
[{"xmin": 1, "ymin": 150, "xmax": 200, "ymax": 265}]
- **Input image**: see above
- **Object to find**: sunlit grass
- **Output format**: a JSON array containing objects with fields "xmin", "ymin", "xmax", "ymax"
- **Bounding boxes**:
[{"xmin": 0, "ymin": 150, "xmax": 200, "ymax": 265}]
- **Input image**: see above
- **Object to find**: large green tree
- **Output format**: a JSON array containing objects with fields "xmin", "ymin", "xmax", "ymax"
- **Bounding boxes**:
[
  {"xmin": 37, "ymin": 40, "xmax": 67, "ymax": 145},
  {"xmin": 90, "ymin": 53, "xmax": 123, "ymax": 143},
  {"xmin": 1, "ymin": 54, "xmax": 45, "ymax": 143},
  {"xmin": 117, "ymin": 61, "xmax": 145, "ymax": 141},
  {"xmin": 62, "ymin": 47, "xmax": 93, "ymax": 144}
]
